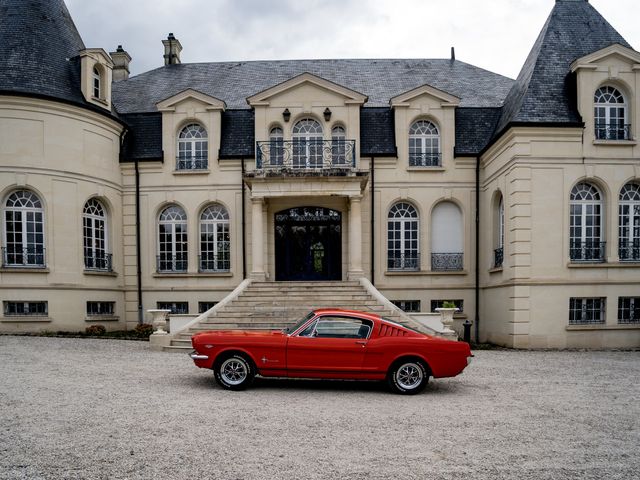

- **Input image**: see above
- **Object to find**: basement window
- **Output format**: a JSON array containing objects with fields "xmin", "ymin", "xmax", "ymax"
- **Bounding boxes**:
[{"xmin": 4, "ymin": 301, "xmax": 48, "ymax": 316}]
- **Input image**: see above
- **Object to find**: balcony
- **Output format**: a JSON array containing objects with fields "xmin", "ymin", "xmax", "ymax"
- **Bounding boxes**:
[
  {"xmin": 156, "ymin": 253, "xmax": 188, "ymax": 273},
  {"xmin": 2, "ymin": 246, "xmax": 46, "ymax": 268},
  {"xmin": 594, "ymin": 123, "xmax": 631, "ymax": 141},
  {"xmin": 255, "ymin": 140, "xmax": 356, "ymax": 172},
  {"xmin": 176, "ymin": 155, "xmax": 208, "ymax": 170},
  {"xmin": 431, "ymin": 253, "xmax": 463, "ymax": 271},
  {"xmin": 387, "ymin": 253, "xmax": 420, "ymax": 271},
  {"xmin": 619, "ymin": 239, "xmax": 640, "ymax": 262},
  {"xmin": 84, "ymin": 253, "xmax": 113, "ymax": 272},
  {"xmin": 199, "ymin": 253, "xmax": 230, "ymax": 273},
  {"xmin": 570, "ymin": 241, "xmax": 606, "ymax": 263},
  {"xmin": 493, "ymin": 247, "xmax": 504, "ymax": 268},
  {"xmin": 409, "ymin": 152, "xmax": 442, "ymax": 167}
]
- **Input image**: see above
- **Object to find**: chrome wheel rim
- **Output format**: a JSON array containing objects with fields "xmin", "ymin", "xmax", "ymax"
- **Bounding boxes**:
[
  {"xmin": 396, "ymin": 362, "xmax": 423, "ymax": 390},
  {"xmin": 220, "ymin": 358, "xmax": 247, "ymax": 385}
]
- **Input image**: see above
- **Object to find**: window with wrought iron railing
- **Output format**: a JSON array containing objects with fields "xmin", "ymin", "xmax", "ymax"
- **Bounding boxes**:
[
  {"xmin": 618, "ymin": 297, "xmax": 639, "ymax": 324},
  {"xmin": 569, "ymin": 297, "xmax": 605, "ymax": 325}
]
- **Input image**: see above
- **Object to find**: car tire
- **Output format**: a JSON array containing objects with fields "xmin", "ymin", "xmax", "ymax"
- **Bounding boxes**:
[
  {"xmin": 214, "ymin": 353, "xmax": 255, "ymax": 391},
  {"xmin": 387, "ymin": 359, "xmax": 429, "ymax": 395}
]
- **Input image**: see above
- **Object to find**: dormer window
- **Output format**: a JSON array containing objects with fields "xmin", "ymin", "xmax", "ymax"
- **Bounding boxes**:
[
  {"xmin": 409, "ymin": 120, "xmax": 441, "ymax": 167},
  {"xmin": 92, "ymin": 66, "xmax": 101, "ymax": 99},
  {"xmin": 594, "ymin": 86, "xmax": 630, "ymax": 140},
  {"xmin": 177, "ymin": 124, "xmax": 208, "ymax": 170}
]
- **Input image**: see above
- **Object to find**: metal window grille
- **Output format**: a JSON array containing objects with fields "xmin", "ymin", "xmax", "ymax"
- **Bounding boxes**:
[
  {"xmin": 198, "ymin": 302, "xmax": 218, "ymax": 314},
  {"xmin": 156, "ymin": 302, "xmax": 189, "ymax": 315},
  {"xmin": 4, "ymin": 301, "xmax": 48, "ymax": 316},
  {"xmin": 391, "ymin": 300, "xmax": 421, "ymax": 313},
  {"xmin": 618, "ymin": 297, "xmax": 640, "ymax": 324},
  {"xmin": 569, "ymin": 297, "xmax": 605, "ymax": 325},
  {"xmin": 86, "ymin": 301, "xmax": 115, "ymax": 316}
]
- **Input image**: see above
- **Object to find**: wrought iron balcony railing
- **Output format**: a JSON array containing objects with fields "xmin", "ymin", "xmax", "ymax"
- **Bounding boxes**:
[
  {"xmin": 199, "ymin": 254, "xmax": 230, "ymax": 272},
  {"xmin": 176, "ymin": 155, "xmax": 208, "ymax": 170},
  {"xmin": 409, "ymin": 152, "xmax": 442, "ymax": 167},
  {"xmin": 619, "ymin": 239, "xmax": 640, "ymax": 262},
  {"xmin": 570, "ymin": 241, "xmax": 606, "ymax": 262},
  {"xmin": 2, "ymin": 246, "xmax": 46, "ymax": 268},
  {"xmin": 84, "ymin": 253, "xmax": 113, "ymax": 272},
  {"xmin": 431, "ymin": 253, "xmax": 463, "ymax": 271},
  {"xmin": 156, "ymin": 253, "xmax": 188, "ymax": 273},
  {"xmin": 387, "ymin": 252, "xmax": 420, "ymax": 271},
  {"xmin": 256, "ymin": 140, "xmax": 356, "ymax": 170},
  {"xmin": 494, "ymin": 247, "xmax": 504, "ymax": 268},
  {"xmin": 594, "ymin": 123, "xmax": 632, "ymax": 141}
]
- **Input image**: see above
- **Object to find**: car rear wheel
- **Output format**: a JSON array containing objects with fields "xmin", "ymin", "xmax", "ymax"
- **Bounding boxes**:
[
  {"xmin": 387, "ymin": 359, "xmax": 429, "ymax": 395},
  {"xmin": 214, "ymin": 354, "xmax": 255, "ymax": 391}
]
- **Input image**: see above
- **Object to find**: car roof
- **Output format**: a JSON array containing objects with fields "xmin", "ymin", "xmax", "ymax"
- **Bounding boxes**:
[{"xmin": 312, "ymin": 308, "xmax": 382, "ymax": 322}]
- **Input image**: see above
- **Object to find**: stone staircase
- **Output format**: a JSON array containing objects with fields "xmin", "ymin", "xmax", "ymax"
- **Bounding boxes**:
[{"xmin": 164, "ymin": 280, "xmax": 414, "ymax": 352}]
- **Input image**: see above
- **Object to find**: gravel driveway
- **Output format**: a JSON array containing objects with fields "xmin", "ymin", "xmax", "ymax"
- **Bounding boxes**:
[{"xmin": 1, "ymin": 336, "xmax": 638, "ymax": 480}]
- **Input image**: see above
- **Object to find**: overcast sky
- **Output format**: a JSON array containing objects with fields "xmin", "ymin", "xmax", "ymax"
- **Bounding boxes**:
[{"xmin": 65, "ymin": 0, "xmax": 640, "ymax": 80}]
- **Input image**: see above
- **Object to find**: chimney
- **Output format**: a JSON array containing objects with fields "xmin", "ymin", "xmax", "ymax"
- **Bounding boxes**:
[
  {"xmin": 450, "ymin": 46, "xmax": 455, "ymax": 62},
  {"xmin": 162, "ymin": 33, "xmax": 182, "ymax": 65},
  {"xmin": 110, "ymin": 45, "xmax": 132, "ymax": 81}
]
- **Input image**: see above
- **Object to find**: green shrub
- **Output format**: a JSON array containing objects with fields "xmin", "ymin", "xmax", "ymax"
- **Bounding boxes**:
[
  {"xmin": 133, "ymin": 323, "xmax": 154, "ymax": 338},
  {"xmin": 85, "ymin": 325, "xmax": 106, "ymax": 336},
  {"xmin": 442, "ymin": 301, "xmax": 457, "ymax": 309}
]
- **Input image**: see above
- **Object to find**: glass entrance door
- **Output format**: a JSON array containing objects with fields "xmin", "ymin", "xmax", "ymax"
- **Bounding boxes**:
[{"xmin": 275, "ymin": 207, "xmax": 341, "ymax": 281}]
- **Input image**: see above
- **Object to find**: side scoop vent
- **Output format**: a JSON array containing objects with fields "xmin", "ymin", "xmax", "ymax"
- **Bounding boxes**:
[{"xmin": 379, "ymin": 324, "xmax": 407, "ymax": 337}]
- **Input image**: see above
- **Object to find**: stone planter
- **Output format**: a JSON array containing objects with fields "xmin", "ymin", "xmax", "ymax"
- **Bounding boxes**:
[
  {"xmin": 147, "ymin": 309, "xmax": 171, "ymax": 335},
  {"xmin": 435, "ymin": 307, "xmax": 458, "ymax": 329}
]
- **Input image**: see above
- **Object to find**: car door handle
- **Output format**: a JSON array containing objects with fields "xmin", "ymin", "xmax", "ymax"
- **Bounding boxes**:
[{"xmin": 355, "ymin": 341, "xmax": 367, "ymax": 346}]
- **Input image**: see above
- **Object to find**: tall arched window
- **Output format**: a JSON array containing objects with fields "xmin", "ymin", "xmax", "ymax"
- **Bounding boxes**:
[
  {"xmin": 331, "ymin": 125, "xmax": 347, "ymax": 165},
  {"xmin": 409, "ymin": 120, "xmax": 440, "ymax": 166},
  {"xmin": 387, "ymin": 202, "xmax": 419, "ymax": 271},
  {"xmin": 200, "ymin": 204, "xmax": 230, "ymax": 272},
  {"xmin": 594, "ymin": 86, "xmax": 629, "ymax": 140},
  {"xmin": 619, "ymin": 182, "xmax": 640, "ymax": 261},
  {"xmin": 292, "ymin": 118, "xmax": 323, "ymax": 168},
  {"xmin": 269, "ymin": 127, "xmax": 284, "ymax": 167},
  {"xmin": 177, "ymin": 124, "xmax": 208, "ymax": 170},
  {"xmin": 431, "ymin": 202, "xmax": 463, "ymax": 271},
  {"xmin": 570, "ymin": 182, "xmax": 605, "ymax": 262},
  {"xmin": 83, "ymin": 199, "xmax": 111, "ymax": 271},
  {"xmin": 3, "ymin": 190, "xmax": 45, "ymax": 267},
  {"xmin": 494, "ymin": 194, "xmax": 504, "ymax": 267},
  {"xmin": 92, "ymin": 66, "xmax": 101, "ymax": 99},
  {"xmin": 158, "ymin": 205, "xmax": 188, "ymax": 272}
]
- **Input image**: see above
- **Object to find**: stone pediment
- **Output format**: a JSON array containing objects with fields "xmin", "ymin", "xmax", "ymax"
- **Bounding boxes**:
[
  {"xmin": 246, "ymin": 72, "xmax": 368, "ymax": 107},
  {"xmin": 156, "ymin": 89, "xmax": 226, "ymax": 112},
  {"xmin": 570, "ymin": 44, "xmax": 640, "ymax": 72},
  {"xmin": 390, "ymin": 84, "xmax": 460, "ymax": 108}
]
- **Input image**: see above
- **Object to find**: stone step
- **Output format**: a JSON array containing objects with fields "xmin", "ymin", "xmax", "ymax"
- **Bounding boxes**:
[{"xmin": 250, "ymin": 281, "xmax": 360, "ymax": 288}]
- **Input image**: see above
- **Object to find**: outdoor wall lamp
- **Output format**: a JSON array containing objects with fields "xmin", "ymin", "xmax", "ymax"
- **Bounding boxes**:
[
  {"xmin": 282, "ymin": 108, "xmax": 291, "ymax": 122},
  {"xmin": 323, "ymin": 108, "xmax": 332, "ymax": 121}
]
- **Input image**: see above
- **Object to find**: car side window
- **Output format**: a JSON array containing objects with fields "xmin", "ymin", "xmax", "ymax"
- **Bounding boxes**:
[
  {"xmin": 309, "ymin": 316, "xmax": 373, "ymax": 339},
  {"xmin": 298, "ymin": 319, "xmax": 318, "ymax": 337}
]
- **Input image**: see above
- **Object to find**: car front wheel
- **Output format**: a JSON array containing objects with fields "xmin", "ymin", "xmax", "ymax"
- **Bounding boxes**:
[
  {"xmin": 214, "ymin": 354, "xmax": 255, "ymax": 391},
  {"xmin": 387, "ymin": 359, "xmax": 429, "ymax": 395}
]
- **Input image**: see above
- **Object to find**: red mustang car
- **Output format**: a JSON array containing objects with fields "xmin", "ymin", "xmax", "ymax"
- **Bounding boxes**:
[{"xmin": 190, "ymin": 308, "xmax": 472, "ymax": 394}]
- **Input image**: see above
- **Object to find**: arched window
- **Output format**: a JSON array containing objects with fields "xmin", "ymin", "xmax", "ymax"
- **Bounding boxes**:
[
  {"xmin": 3, "ymin": 190, "xmax": 45, "ymax": 267},
  {"xmin": 387, "ymin": 202, "xmax": 419, "ymax": 271},
  {"xmin": 292, "ymin": 118, "xmax": 323, "ymax": 168},
  {"xmin": 494, "ymin": 194, "xmax": 504, "ymax": 267},
  {"xmin": 200, "ymin": 204, "xmax": 230, "ymax": 272},
  {"xmin": 177, "ymin": 124, "xmax": 208, "ymax": 170},
  {"xmin": 269, "ymin": 127, "xmax": 284, "ymax": 167},
  {"xmin": 409, "ymin": 120, "xmax": 440, "ymax": 166},
  {"xmin": 83, "ymin": 199, "xmax": 111, "ymax": 271},
  {"xmin": 431, "ymin": 202, "xmax": 463, "ymax": 271},
  {"xmin": 92, "ymin": 66, "xmax": 101, "ymax": 99},
  {"xmin": 570, "ymin": 182, "xmax": 605, "ymax": 262},
  {"xmin": 618, "ymin": 182, "xmax": 640, "ymax": 261},
  {"xmin": 157, "ymin": 205, "xmax": 188, "ymax": 272},
  {"xmin": 331, "ymin": 125, "xmax": 346, "ymax": 166},
  {"xmin": 594, "ymin": 86, "xmax": 629, "ymax": 140}
]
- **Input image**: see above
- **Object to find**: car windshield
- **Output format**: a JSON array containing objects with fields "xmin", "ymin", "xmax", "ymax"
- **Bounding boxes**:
[{"xmin": 282, "ymin": 311, "xmax": 315, "ymax": 334}]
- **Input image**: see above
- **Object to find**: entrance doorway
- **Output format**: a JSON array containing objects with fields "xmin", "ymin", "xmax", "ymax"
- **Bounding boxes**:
[{"xmin": 275, "ymin": 207, "xmax": 341, "ymax": 281}]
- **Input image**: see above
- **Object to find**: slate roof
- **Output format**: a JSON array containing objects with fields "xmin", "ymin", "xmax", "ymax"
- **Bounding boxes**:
[
  {"xmin": 112, "ymin": 59, "xmax": 514, "ymax": 113},
  {"xmin": 219, "ymin": 110, "xmax": 255, "ymax": 159},
  {"xmin": 0, "ymin": 0, "xmax": 85, "ymax": 104},
  {"xmin": 494, "ymin": 0, "xmax": 632, "ymax": 135},
  {"xmin": 121, "ymin": 113, "xmax": 163, "ymax": 161},
  {"xmin": 455, "ymin": 108, "xmax": 502, "ymax": 156},
  {"xmin": 360, "ymin": 108, "xmax": 396, "ymax": 157}
]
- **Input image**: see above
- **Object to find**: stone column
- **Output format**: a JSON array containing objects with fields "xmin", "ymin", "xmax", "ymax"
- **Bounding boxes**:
[
  {"xmin": 250, "ymin": 197, "xmax": 266, "ymax": 280},
  {"xmin": 348, "ymin": 195, "xmax": 364, "ymax": 279}
]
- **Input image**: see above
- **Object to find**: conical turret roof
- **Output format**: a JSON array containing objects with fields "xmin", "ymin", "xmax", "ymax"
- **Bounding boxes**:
[
  {"xmin": 0, "ymin": 0, "xmax": 86, "ymax": 105},
  {"xmin": 494, "ymin": 0, "xmax": 632, "ymax": 135}
]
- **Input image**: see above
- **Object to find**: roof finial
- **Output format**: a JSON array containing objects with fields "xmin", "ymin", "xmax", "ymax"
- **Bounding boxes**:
[{"xmin": 450, "ymin": 46, "xmax": 455, "ymax": 61}]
